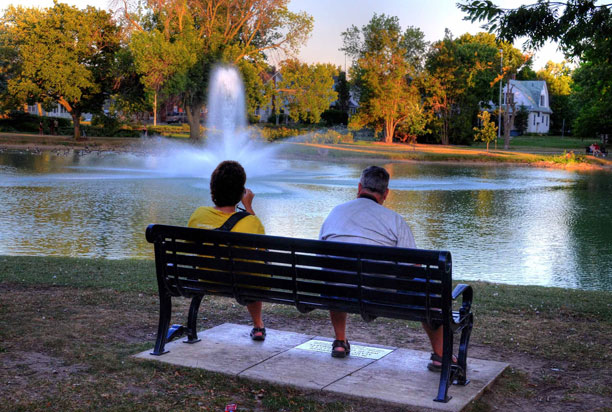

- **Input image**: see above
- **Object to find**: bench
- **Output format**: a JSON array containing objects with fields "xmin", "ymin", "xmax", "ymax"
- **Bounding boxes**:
[{"xmin": 145, "ymin": 224, "xmax": 474, "ymax": 403}]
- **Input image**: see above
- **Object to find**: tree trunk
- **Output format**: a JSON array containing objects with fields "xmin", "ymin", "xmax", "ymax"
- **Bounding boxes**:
[
  {"xmin": 71, "ymin": 112, "xmax": 82, "ymax": 140},
  {"xmin": 186, "ymin": 104, "xmax": 202, "ymax": 142},
  {"xmin": 153, "ymin": 91, "xmax": 158, "ymax": 126},
  {"xmin": 384, "ymin": 119, "xmax": 395, "ymax": 144},
  {"xmin": 441, "ymin": 113, "xmax": 450, "ymax": 145},
  {"xmin": 37, "ymin": 103, "xmax": 43, "ymax": 116}
]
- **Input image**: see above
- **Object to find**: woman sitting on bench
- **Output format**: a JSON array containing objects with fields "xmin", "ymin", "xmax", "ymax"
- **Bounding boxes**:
[{"xmin": 187, "ymin": 160, "xmax": 268, "ymax": 341}]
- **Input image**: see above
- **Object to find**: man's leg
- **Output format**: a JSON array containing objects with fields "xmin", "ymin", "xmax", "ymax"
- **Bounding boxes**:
[
  {"xmin": 330, "ymin": 310, "xmax": 348, "ymax": 353},
  {"xmin": 247, "ymin": 301, "xmax": 265, "ymax": 338}
]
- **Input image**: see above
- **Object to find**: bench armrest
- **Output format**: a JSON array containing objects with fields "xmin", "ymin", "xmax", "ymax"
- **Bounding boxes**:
[{"xmin": 452, "ymin": 283, "xmax": 473, "ymax": 317}]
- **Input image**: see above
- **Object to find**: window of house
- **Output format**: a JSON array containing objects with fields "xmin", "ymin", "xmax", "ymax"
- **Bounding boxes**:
[
  {"xmin": 533, "ymin": 115, "xmax": 536, "ymax": 126},
  {"xmin": 540, "ymin": 95, "xmax": 545, "ymax": 106}
]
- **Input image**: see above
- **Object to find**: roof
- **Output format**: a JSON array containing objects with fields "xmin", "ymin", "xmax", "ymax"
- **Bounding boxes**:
[{"xmin": 508, "ymin": 80, "xmax": 552, "ymax": 114}]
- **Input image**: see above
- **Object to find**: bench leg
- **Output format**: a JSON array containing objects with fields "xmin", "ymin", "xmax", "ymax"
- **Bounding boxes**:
[
  {"xmin": 434, "ymin": 327, "xmax": 454, "ymax": 402},
  {"xmin": 184, "ymin": 295, "xmax": 203, "ymax": 344},
  {"xmin": 151, "ymin": 291, "xmax": 172, "ymax": 356},
  {"xmin": 455, "ymin": 313, "xmax": 473, "ymax": 385}
]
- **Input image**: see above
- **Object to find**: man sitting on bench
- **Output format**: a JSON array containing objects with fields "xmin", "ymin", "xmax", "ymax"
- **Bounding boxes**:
[{"xmin": 319, "ymin": 166, "xmax": 449, "ymax": 371}]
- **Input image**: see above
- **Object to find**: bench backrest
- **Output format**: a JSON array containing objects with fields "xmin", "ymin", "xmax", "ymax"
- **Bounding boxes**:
[{"xmin": 146, "ymin": 224, "xmax": 453, "ymax": 325}]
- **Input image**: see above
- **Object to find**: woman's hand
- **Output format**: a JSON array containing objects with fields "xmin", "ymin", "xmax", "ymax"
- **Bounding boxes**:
[{"xmin": 241, "ymin": 188, "xmax": 255, "ymax": 215}]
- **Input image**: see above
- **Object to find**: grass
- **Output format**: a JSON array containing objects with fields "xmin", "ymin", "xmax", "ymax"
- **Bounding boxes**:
[
  {"xmin": 1, "ymin": 255, "xmax": 611, "ymax": 411},
  {"xmin": 473, "ymin": 135, "xmax": 589, "ymax": 150}
]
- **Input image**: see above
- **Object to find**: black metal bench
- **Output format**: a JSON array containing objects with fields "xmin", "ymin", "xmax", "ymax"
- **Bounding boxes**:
[{"xmin": 145, "ymin": 224, "xmax": 474, "ymax": 403}]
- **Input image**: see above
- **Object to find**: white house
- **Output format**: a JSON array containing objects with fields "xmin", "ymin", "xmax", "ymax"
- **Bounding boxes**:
[{"xmin": 504, "ymin": 80, "xmax": 552, "ymax": 134}]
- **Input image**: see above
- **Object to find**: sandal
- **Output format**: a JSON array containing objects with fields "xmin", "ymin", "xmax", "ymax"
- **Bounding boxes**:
[
  {"xmin": 250, "ymin": 327, "xmax": 266, "ymax": 341},
  {"xmin": 331, "ymin": 339, "xmax": 351, "ymax": 358},
  {"xmin": 427, "ymin": 353, "xmax": 457, "ymax": 372}
]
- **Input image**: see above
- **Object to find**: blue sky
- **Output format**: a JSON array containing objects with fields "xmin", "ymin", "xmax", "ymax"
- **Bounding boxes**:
[{"xmin": 4, "ymin": 0, "xmax": 564, "ymax": 70}]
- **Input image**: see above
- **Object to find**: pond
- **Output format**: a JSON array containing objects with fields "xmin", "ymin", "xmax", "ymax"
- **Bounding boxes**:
[{"xmin": 1, "ymin": 149, "xmax": 610, "ymax": 291}]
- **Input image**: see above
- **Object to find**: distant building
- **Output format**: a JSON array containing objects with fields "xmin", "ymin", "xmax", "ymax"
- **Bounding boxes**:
[
  {"xmin": 254, "ymin": 69, "xmax": 290, "ymax": 124},
  {"xmin": 504, "ymin": 80, "xmax": 552, "ymax": 134},
  {"xmin": 27, "ymin": 103, "xmax": 71, "ymax": 119}
]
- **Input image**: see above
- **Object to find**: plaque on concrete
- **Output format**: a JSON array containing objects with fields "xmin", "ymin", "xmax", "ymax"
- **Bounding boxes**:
[{"xmin": 294, "ymin": 339, "xmax": 393, "ymax": 360}]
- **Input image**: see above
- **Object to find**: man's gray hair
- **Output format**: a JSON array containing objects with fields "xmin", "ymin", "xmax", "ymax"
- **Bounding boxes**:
[{"xmin": 359, "ymin": 166, "xmax": 389, "ymax": 194}]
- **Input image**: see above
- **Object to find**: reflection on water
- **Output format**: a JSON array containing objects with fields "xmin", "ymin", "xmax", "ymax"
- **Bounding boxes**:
[{"xmin": 1, "ymin": 151, "xmax": 610, "ymax": 291}]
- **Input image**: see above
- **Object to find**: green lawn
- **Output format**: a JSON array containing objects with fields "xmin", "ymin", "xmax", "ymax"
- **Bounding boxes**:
[
  {"xmin": 473, "ymin": 135, "xmax": 589, "ymax": 150},
  {"xmin": 1, "ymin": 255, "xmax": 611, "ymax": 411}
]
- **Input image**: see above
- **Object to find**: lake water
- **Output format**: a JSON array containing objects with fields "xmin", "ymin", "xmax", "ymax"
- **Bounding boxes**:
[{"xmin": 1, "ymin": 149, "xmax": 611, "ymax": 291}]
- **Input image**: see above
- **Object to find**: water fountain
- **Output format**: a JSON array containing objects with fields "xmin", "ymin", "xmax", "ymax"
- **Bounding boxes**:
[{"xmin": 88, "ymin": 65, "xmax": 278, "ymax": 179}]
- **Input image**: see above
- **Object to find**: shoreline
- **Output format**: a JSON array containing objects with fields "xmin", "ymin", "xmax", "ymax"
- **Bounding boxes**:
[{"xmin": 1, "ymin": 132, "xmax": 611, "ymax": 172}]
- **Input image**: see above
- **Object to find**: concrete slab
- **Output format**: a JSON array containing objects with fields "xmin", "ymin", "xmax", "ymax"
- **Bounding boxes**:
[
  {"xmin": 241, "ymin": 337, "xmax": 382, "ymax": 390},
  {"xmin": 135, "ymin": 323, "xmax": 508, "ymax": 411},
  {"xmin": 135, "ymin": 323, "xmax": 312, "ymax": 375},
  {"xmin": 325, "ymin": 348, "xmax": 508, "ymax": 412}
]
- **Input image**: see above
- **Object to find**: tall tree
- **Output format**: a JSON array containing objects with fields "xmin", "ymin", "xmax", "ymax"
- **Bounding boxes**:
[
  {"xmin": 335, "ymin": 71, "xmax": 351, "ymax": 113},
  {"xmin": 537, "ymin": 60, "xmax": 574, "ymax": 135},
  {"xmin": 0, "ymin": 3, "xmax": 121, "ymax": 139},
  {"xmin": 341, "ymin": 14, "xmax": 429, "ymax": 143},
  {"xmin": 130, "ymin": 29, "xmax": 195, "ymax": 126},
  {"xmin": 277, "ymin": 60, "xmax": 338, "ymax": 124},
  {"xmin": 120, "ymin": 0, "xmax": 313, "ymax": 140},
  {"xmin": 425, "ymin": 30, "xmax": 526, "ymax": 145}
]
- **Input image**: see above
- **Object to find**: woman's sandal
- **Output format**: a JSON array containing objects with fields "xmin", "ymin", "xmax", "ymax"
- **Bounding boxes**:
[
  {"xmin": 250, "ymin": 327, "xmax": 266, "ymax": 341},
  {"xmin": 427, "ymin": 353, "xmax": 458, "ymax": 372},
  {"xmin": 331, "ymin": 339, "xmax": 351, "ymax": 358}
]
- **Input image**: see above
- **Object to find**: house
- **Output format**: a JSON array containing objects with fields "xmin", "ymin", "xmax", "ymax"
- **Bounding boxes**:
[
  {"xmin": 504, "ymin": 80, "xmax": 552, "ymax": 134},
  {"xmin": 254, "ymin": 69, "xmax": 290, "ymax": 124}
]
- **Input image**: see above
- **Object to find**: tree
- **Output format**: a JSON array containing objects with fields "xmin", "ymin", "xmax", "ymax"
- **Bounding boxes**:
[
  {"xmin": 571, "ymin": 61, "xmax": 612, "ymax": 138},
  {"xmin": 335, "ymin": 71, "xmax": 351, "ymax": 113},
  {"xmin": 120, "ymin": 0, "xmax": 313, "ymax": 141},
  {"xmin": 276, "ymin": 60, "xmax": 338, "ymax": 124},
  {"xmin": 474, "ymin": 110, "xmax": 497, "ymax": 151},
  {"xmin": 536, "ymin": 60, "xmax": 574, "ymax": 135},
  {"xmin": 0, "ymin": 3, "xmax": 121, "ymax": 139},
  {"xmin": 458, "ymin": 1, "xmax": 612, "ymax": 58},
  {"xmin": 514, "ymin": 104, "xmax": 529, "ymax": 135},
  {"xmin": 129, "ymin": 29, "xmax": 195, "ymax": 126},
  {"xmin": 458, "ymin": 1, "xmax": 612, "ymax": 137},
  {"xmin": 425, "ymin": 30, "xmax": 526, "ymax": 145},
  {"xmin": 341, "ymin": 14, "xmax": 429, "ymax": 143}
]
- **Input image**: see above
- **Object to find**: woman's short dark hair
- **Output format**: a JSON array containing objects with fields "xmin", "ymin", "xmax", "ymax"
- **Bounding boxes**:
[
  {"xmin": 210, "ymin": 160, "xmax": 246, "ymax": 207},
  {"xmin": 359, "ymin": 166, "xmax": 389, "ymax": 194}
]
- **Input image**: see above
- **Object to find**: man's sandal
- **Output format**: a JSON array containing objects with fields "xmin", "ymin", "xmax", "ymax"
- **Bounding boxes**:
[
  {"xmin": 331, "ymin": 340, "xmax": 351, "ymax": 358},
  {"xmin": 250, "ymin": 327, "xmax": 266, "ymax": 341},
  {"xmin": 427, "ymin": 353, "xmax": 458, "ymax": 372}
]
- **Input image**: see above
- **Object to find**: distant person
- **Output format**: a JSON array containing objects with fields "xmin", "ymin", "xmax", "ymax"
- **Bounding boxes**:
[
  {"xmin": 53, "ymin": 119, "xmax": 59, "ymax": 135},
  {"xmin": 319, "ymin": 166, "xmax": 450, "ymax": 370},
  {"xmin": 187, "ymin": 160, "xmax": 267, "ymax": 341},
  {"xmin": 39, "ymin": 121, "xmax": 43, "ymax": 135},
  {"xmin": 590, "ymin": 143, "xmax": 601, "ymax": 156}
]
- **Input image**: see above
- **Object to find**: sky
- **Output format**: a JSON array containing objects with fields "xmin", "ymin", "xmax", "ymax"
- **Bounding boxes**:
[{"xmin": 2, "ymin": 0, "xmax": 565, "ymax": 70}]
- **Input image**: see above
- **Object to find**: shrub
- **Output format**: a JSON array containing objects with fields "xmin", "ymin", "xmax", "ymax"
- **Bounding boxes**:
[
  {"xmin": 550, "ymin": 150, "xmax": 586, "ymax": 164},
  {"xmin": 257, "ymin": 126, "xmax": 309, "ymax": 142},
  {"xmin": 0, "ymin": 112, "xmax": 70, "ymax": 134},
  {"xmin": 292, "ymin": 129, "xmax": 354, "ymax": 144},
  {"xmin": 320, "ymin": 109, "xmax": 348, "ymax": 126}
]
